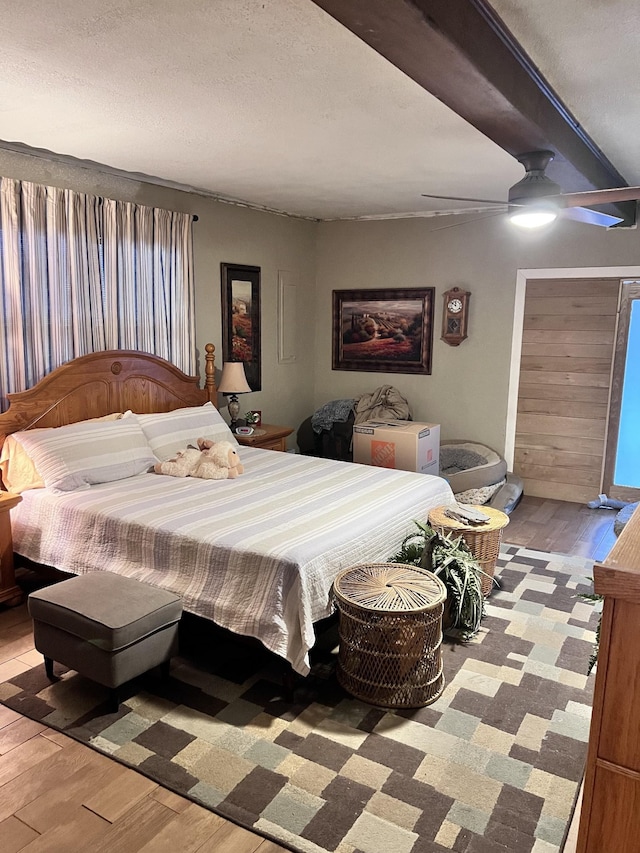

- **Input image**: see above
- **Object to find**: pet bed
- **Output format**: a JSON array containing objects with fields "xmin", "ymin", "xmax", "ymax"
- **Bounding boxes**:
[
  {"xmin": 439, "ymin": 440, "xmax": 523, "ymax": 513},
  {"xmin": 440, "ymin": 440, "xmax": 507, "ymax": 494},
  {"xmin": 614, "ymin": 502, "xmax": 639, "ymax": 536}
]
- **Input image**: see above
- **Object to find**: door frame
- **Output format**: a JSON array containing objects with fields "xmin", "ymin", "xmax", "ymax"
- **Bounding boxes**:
[
  {"xmin": 602, "ymin": 280, "xmax": 640, "ymax": 501},
  {"xmin": 506, "ymin": 265, "xmax": 640, "ymax": 470}
]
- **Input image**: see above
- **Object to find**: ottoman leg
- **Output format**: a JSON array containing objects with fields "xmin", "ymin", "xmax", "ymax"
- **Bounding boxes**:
[
  {"xmin": 108, "ymin": 687, "xmax": 121, "ymax": 714},
  {"xmin": 159, "ymin": 659, "xmax": 171, "ymax": 680},
  {"xmin": 44, "ymin": 656, "xmax": 56, "ymax": 680}
]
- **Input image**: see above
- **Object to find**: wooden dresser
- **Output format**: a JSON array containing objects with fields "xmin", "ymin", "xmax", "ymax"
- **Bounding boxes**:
[{"xmin": 577, "ymin": 505, "xmax": 640, "ymax": 851}]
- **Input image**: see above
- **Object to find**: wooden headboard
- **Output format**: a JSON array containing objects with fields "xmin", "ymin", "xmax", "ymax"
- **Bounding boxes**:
[{"xmin": 0, "ymin": 343, "xmax": 217, "ymax": 447}]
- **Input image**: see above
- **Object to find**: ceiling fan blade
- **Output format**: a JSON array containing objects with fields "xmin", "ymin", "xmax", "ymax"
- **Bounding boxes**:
[
  {"xmin": 427, "ymin": 210, "xmax": 506, "ymax": 233},
  {"xmin": 421, "ymin": 193, "xmax": 506, "ymax": 206},
  {"xmin": 562, "ymin": 207, "xmax": 624, "ymax": 228},
  {"xmin": 557, "ymin": 186, "xmax": 640, "ymax": 208}
]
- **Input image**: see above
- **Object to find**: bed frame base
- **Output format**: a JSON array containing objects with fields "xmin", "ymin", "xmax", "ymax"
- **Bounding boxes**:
[{"xmin": 0, "ymin": 585, "xmax": 23, "ymax": 608}]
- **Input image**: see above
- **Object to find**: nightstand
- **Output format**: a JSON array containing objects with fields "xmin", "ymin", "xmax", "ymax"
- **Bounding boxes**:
[
  {"xmin": 0, "ymin": 492, "xmax": 23, "ymax": 606},
  {"xmin": 235, "ymin": 424, "xmax": 293, "ymax": 452}
]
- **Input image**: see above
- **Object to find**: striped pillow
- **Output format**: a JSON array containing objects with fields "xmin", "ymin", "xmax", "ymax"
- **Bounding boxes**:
[
  {"xmin": 135, "ymin": 402, "xmax": 237, "ymax": 461},
  {"xmin": 14, "ymin": 418, "xmax": 156, "ymax": 492},
  {"xmin": 0, "ymin": 413, "xmax": 125, "ymax": 494}
]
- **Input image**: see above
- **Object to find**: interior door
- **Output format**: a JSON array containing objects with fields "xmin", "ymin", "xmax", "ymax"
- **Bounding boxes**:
[
  {"xmin": 603, "ymin": 280, "xmax": 640, "ymax": 502},
  {"xmin": 514, "ymin": 278, "xmax": 619, "ymax": 503}
]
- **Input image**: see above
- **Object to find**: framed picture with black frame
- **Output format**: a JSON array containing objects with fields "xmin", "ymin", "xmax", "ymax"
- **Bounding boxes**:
[
  {"xmin": 332, "ymin": 287, "xmax": 435, "ymax": 374},
  {"xmin": 221, "ymin": 262, "xmax": 261, "ymax": 391}
]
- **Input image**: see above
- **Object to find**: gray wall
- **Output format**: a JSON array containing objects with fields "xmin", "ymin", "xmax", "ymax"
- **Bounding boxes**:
[
  {"xmin": 4, "ymin": 144, "xmax": 640, "ymax": 455},
  {"xmin": 314, "ymin": 214, "xmax": 640, "ymax": 453},
  {"xmin": 0, "ymin": 148, "xmax": 318, "ymax": 436}
]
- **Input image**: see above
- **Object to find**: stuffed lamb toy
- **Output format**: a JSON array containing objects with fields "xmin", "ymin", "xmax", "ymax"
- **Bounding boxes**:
[{"xmin": 154, "ymin": 438, "xmax": 244, "ymax": 480}]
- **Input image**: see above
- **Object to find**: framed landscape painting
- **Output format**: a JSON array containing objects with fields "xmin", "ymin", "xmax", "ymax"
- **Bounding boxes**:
[
  {"xmin": 332, "ymin": 287, "xmax": 434, "ymax": 374},
  {"xmin": 221, "ymin": 262, "xmax": 261, "ymax": 391}
]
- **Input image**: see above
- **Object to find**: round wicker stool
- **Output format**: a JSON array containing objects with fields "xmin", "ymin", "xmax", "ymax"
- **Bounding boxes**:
[
  {"xmin": 333, "ymin": 563, "xmax": 447, "ymax": 709},
  {"xmin": 428, "ymin": 505, "xmax": 509, "ymax": 597}
]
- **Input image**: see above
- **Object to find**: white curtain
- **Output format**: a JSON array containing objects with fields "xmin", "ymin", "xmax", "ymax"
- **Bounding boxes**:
[{"xmin": 0, "ymin": 178, "xmax": 196, "ymax": 407}]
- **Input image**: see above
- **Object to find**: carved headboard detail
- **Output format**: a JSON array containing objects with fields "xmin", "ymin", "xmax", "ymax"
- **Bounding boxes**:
[{"xmin": 0, "ymin": 343, "xmax": 217, "ymax": 448}]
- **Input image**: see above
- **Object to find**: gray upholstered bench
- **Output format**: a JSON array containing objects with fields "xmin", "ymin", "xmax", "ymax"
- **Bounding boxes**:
[{"xmin": 28, "ymin": 573, "xmax": 182, "ymax": 710}]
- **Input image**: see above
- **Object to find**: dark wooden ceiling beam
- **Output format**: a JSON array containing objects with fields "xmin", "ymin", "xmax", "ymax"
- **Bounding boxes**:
[{"xmin": 310, "ymin": 0, "xmax": 635, "ymax": 224}]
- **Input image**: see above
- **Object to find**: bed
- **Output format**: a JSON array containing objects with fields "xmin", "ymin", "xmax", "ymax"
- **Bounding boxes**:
[{"xmin": 0, "ymin": 346, "xmax": 455, "ymax": 675}]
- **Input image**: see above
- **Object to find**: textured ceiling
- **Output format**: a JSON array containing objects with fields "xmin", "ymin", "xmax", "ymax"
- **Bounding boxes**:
[
  {"xmin": 0, "ymin": 0, "xmax": 634, "ymax": 220},
  {"xmin": 488, "ymin": 0, "xmax": 640, "ymax": 186}
]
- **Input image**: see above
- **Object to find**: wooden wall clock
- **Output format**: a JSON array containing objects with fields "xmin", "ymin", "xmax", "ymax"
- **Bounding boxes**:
[{"xmin": 441, "ymin": 287, "xmax": 470, "ymax": 346}]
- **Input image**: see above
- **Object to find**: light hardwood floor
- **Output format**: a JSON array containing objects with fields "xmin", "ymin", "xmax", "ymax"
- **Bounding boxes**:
[
  {"xmin": 0, "ymin": 599, "xmax": 289, "ymax": 852},
  {"xmin": 0, "ymin": 495, "xmax": 616, "ymax": 852}
]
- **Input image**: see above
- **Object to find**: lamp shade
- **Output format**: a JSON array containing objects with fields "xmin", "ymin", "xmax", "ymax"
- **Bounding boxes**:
[{"xmin": 218, "ymin": 361, "xmax": 251, "ymax": 395}]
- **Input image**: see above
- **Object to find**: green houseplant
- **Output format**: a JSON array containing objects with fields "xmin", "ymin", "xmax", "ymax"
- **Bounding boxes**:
[
  {"xmin": 244, "ymin": 411, "xmax": 260, "ymax": 426},
  {"xmin": 390, "ymin": 520, "xmax": 490, "ymax": 640}
]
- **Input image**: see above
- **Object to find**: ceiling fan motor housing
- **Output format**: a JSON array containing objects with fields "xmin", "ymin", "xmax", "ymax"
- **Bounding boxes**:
[
  {"xmin": 508, "ymin": 150, "xmax": 561, "ymax": 204},
  {"xmin": 420, "ymin": 147, "xmax": 637, "ymax": 227}
]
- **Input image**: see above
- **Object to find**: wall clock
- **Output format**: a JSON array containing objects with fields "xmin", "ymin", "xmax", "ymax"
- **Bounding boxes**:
[{"xmin": 441, "ymin": 287, "xmax": 470, "ymax": 346}]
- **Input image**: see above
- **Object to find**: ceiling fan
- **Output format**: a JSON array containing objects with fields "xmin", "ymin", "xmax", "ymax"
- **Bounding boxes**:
[{"xmin": 422, "ymin": 150, "xmax": 640, "ymax": 229}]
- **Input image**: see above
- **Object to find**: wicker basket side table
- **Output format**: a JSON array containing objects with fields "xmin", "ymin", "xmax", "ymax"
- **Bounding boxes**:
[
  {"xmin": 332, "ymin": 563, "xmax": 447, "ymax": 709},
  {"xmin": 428, "ymin": 505, "xmax": 509, "ymax": 596}
]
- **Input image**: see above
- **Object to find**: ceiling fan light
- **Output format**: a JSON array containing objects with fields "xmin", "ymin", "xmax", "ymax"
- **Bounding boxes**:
[{"xmin": 508, "ymin": 206, "xmax": 558, "ymax": 228}]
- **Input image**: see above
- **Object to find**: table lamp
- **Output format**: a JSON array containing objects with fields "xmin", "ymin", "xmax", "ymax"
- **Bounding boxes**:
[{"xmin": 218, "ymin": 361, "xmax": 251, "ymax": 431}]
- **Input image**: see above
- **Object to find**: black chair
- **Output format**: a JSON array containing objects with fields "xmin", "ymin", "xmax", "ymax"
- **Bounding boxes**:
[{"xmin": 297, "ymin": 412, "xmax": 355, "ymax": 463}]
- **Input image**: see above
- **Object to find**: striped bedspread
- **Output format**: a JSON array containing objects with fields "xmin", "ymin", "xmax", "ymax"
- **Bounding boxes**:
[{"xmin": 11, "ymin": 448, "xmax": 454, "ymax": 674}]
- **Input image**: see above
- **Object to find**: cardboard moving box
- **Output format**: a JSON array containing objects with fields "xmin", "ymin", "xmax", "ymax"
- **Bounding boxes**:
[{"xmin": 353, "ymin": 420, "xmax": 440, "ymax": 475}]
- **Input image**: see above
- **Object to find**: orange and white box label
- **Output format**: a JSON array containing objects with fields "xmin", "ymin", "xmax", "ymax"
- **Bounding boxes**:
[{"xmin": 371, "ymin": 440, "xmax": 396, "ymax": 469}]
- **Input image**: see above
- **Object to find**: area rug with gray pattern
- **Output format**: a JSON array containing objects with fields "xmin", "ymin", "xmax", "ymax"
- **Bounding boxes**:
[{"xmin": 0, "ymin": 546, "xmax": 599, "ymax": 853}]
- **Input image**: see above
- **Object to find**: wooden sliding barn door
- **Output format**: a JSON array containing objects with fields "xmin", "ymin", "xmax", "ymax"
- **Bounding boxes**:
[{"xmin": 514, "ymin": 278, "xmax": 620, "ymax": 503}]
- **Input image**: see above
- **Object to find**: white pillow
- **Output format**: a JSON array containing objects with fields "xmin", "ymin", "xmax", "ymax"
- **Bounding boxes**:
[
  {"xmin": 13, "ymin": 418, "xmax": 156, "ymax": 492},
  {"xmin": 0, "ymin": 435, "xmax": 45, "ymax": 493},
  {"xmin": 134, "ymin": 402, "xmax": 237, "ymax": 461},
  {"xmin": 0, "ymin": 413, "xmax": 124, "ymax": 494}
]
